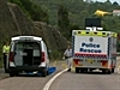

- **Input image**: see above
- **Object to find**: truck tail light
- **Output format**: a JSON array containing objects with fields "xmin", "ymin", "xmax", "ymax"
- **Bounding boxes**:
[
  {"xmin": 41, "ymin": 52, "xmax": 45, "ymax": 62},
  {"xmin": 101, "ymin": 60, "xmax": 108, "ymax": 67},
  {"xmin": 9, "ymin": 52, "xmax": 14, "ymax": 62},
  {"xmin": 73, "ymin": 59, "xmax": 80, "ymax": 65}
]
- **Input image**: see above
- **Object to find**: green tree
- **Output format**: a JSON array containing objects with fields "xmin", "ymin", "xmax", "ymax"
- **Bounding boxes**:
[
  {"xmin": 113, "ymin": 1, "xmax": 119, "ymax": 6},
  {"xmin": 57, "ymin": 5, "xmax": 70, "ymax": 39}
]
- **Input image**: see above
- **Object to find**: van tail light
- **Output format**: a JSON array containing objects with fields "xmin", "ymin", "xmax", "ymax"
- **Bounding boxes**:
[
  {"xmin": 41, "ymin": 52, "xmax": 45, "ymax": 62},
  {"xmin": 9, "ymin": 52, "xmax": 14, "ymax": 62}
]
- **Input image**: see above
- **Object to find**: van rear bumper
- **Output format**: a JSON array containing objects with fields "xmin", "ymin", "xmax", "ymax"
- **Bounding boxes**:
[{"xmin": 8, "ymin": 66, "xmax": 47, "ymax": 73}]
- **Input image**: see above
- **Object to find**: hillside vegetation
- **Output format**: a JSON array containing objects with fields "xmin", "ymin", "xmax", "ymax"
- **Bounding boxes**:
[
  {"xmin": 8, "ymin": 0, "xmax": 120, "ymax": 39},
  {"xmin": 0, "ymin": 0, "xmax": 67, "ymax": 63},
  {"xmin": 33, "ymin": 0, "xmax": 120, "ymax": 36},
  {"xmin": 0, "ymin": 0, "xmax": 120, "ymax": 66}
]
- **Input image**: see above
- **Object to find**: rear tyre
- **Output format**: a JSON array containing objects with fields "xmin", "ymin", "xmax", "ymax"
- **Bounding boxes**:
[
  {"xmin": 102, "ymin": 70, "xmax": 106, "ymax": 74},
  {"xmin": 112, "ymin": 68, "xmax": 115, "ymax": 73},
  {"xmin": 47, "ymin": 71, "xmax": 49, "ymax": 75},
  {"xmin": 107, "ymin": 70, "xmax": 112, "ymax": 74},
  {"xmin": 75, "ymin": 68, "xmax": 79, "ymax": 73},
  {"xmin": 102, "ymin": 69, "xmax": 112, "ymax": 74},
  {"xmin": 15, "ymin": 72, "xmax": 19, "ymax": 76},
  {"xmin": 89, "ymin": 69, "xmax": 93, "ymax": 72},
  {"xmin": 42, "ymin": 69, "xmax": 47, "ymax": 77},
  {"xmin": 10, "ymin": 73, "xmax": 15, "ymax": 77},
  {"xmin": 84, "ymin": 68, "xmax": 88, "ymax": 73},
  {"xmin": 80, "ymin": 69, "xmax": 85, "ymax": 73}
]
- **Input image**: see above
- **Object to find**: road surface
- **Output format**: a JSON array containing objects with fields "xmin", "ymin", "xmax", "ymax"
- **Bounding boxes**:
[
  {"xmin": 49, "ymin": 57, "xmax": 120, "ymax": 90},
  {"xmin": 0, "ymin": 58, "xmax": 120, "ymax": 90},
  {"xmin": 0, "ymin": 61, "xmax": 65, "ymax": 90},
  {"xmin": 49, "ymin": 71, "xmax": 120, "ymax": 90}
]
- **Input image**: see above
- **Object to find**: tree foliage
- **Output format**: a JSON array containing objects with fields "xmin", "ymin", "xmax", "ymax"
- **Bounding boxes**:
[
  {"xmin": 8, "ymin": 0, "xmax": 120, "ymax": 50},
  {"xmin": 57, "ymin": 5, "xmax": 70, "ymax": 39},
  {"xmin": 33, "ymin": 0, "xmax": 120, "ymax": 50},
  {"xmin": 33, "ymin": 0, "xmax": 120, "ymax": 32}
]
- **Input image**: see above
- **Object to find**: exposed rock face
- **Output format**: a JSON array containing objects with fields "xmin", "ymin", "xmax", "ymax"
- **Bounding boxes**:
[
  {"xmin": 0, "ymin": 0, "xmax": 17, "ymax": 41},
  {"xmin": 34, "ymin": 22, "xmax": 67, "ymax": 51},
  {"xmin": 8, "ymin": 3, "xmax": 37, "ymax": 36},
  {"xmin": 0, "ymin": 0, "xmax": 67, "ymax": 59}
]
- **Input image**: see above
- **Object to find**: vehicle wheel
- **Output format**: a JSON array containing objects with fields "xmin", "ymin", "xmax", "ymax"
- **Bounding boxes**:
[
  {"xmin": 47, "ymin": 66, "xmax": 49, "ymax": 75},
  {"xmin": 84, "ymin": 69, "xmax": 88, "ymax": 72},
  {"xmin": 102, "ymin": 69, "xmax": 112, "ymax": 74},
  {"xmin": 89, "ymin": 69, "xmax": 93, "ymax": 72},
  {"xmin": 10, "ymin": 73, "xmax": 15, "ymax": 77},
  {"xmin": 112, "ymin": 68, "xmax": 115, "ymax": 73},
  {"xmin": 15, "ymin": 72, "xmax": 19, "ymax": 76},
  {"xmin": 47, "ymin": 70, "xmax": 49, "ymax": 75},
  {"xmin": 80, "ymin": 69, "xmax": 85, "ymax": 73},
  {"xmin": 5, "ymin": 69, "xmax": 9, "ymax": 73},
  {"xmin": 107, "ymin": 69, "xmax": 112, "ymax": 74},
  {"xmin": 42, "ymin": 69, "xmax": 47, "ymax": 77},
  {"xmin": 102, "ymin": 70, "xmax": 106, "ymax": 74},
  {"xmin": 102, "ymin": 69, "xmax": 108, "ymax": 74},
  {"xmin": 75, "ymin": 68, "xmax": 79, "ymax": 73}
]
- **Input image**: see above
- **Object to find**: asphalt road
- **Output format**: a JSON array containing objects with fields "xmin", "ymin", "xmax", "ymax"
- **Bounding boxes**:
[
  {"xmin": 49, "ymin": 57, "xmax": 120, "ymax": 90},
  {"xmin": 0, "ymin": 58, "xmax": 120, "ymax": 90},
  {"xmin": 49, "ymin": 71, "xmax": 120, "ymax": 90},
  {"xmin": 0, "ymin": 61, "xmax": 65, "ymax": 90}
]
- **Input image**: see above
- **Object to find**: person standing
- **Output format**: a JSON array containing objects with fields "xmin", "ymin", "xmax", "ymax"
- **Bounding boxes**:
[
  {"xmin": 64, "ymin": 44, "xmax": 72, "ymax": 71},
  {"xmin": 2, "ymin": 42, "xmax": 10, "ymax": 73}
]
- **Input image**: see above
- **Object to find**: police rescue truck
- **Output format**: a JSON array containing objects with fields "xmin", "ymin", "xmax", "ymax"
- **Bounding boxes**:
[{"xmin": 72, "ymin": 30, "xmax": 117, "ymax": 74}]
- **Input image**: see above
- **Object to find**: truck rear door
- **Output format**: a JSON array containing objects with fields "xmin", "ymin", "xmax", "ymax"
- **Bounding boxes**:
[{"xmin": 72, "ymin": 30, "xmax": 109, "ymax": 68}]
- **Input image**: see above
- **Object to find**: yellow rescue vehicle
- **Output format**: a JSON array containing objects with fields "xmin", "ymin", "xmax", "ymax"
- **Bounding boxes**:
[{"xmin": 72, "ymin": 30, "xmax": 117, "ymax": 74}]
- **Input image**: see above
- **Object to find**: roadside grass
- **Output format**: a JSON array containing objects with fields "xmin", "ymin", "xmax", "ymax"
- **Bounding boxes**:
[{"xmin": 49, "ymin": 50, "xmax": 63, "ymax": 61}]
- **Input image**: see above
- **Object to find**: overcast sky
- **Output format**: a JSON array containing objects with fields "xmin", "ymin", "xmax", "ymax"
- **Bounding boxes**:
[{"xmin": 91, "ymin": 0, "xmax": 120, "ymax": 4}]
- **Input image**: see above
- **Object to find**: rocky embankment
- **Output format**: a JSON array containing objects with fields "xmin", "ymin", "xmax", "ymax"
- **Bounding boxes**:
[{"xmin": 0, "ymin": 0, "xmax": 67, "ymax": 53}]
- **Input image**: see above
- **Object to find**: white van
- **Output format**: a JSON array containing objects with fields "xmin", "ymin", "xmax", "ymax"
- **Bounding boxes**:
[{"xmin": 7, "ymin": 36, "xmax": 49, "ymax": 77}]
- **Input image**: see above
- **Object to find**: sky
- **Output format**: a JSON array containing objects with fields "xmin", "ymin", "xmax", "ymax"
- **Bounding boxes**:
[{"xmin": 92, "ymin": 0, "xmax": 120, "ymax": 4}]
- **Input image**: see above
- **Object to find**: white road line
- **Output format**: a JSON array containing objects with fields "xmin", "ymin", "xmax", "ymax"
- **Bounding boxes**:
[{"xmin": 43, "ymin": 68, "xmax": 68, "ymax": 90}]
